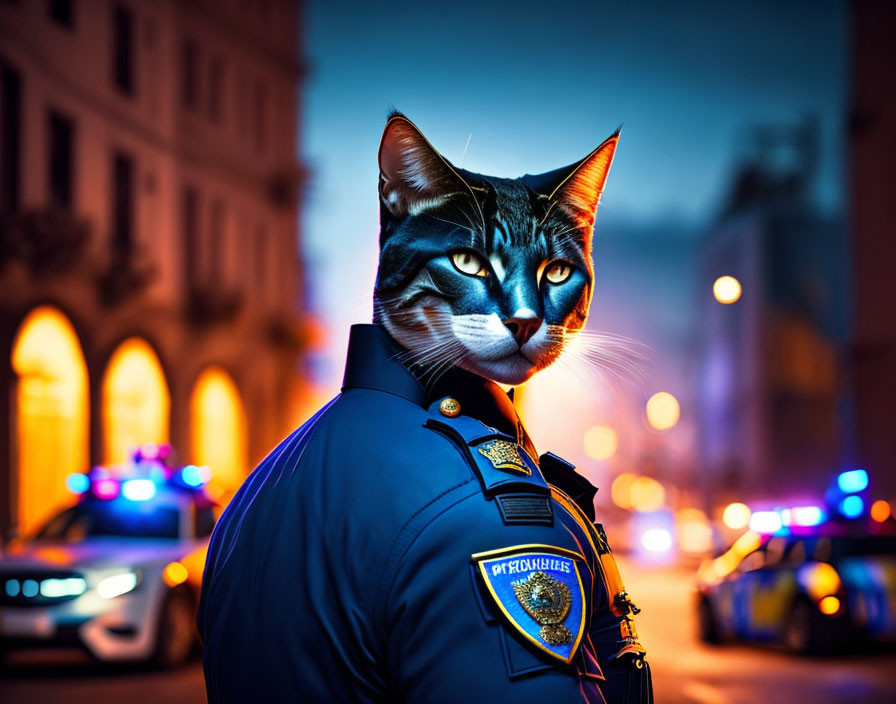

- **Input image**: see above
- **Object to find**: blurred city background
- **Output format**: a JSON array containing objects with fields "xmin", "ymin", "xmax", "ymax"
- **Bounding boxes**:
[{"xmin": 1, "ymin": 0, "xmax": 895, "ymax": 702}]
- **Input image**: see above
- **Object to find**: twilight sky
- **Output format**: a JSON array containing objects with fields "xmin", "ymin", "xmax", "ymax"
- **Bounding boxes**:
[{"xmin": 300, "ymin": 0, "xmax": 847, "ymax": 393}]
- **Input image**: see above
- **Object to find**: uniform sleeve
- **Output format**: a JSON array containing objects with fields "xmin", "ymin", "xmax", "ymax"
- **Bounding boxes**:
[{"xmin": 381, "ymin": 489, "xmax": 603, "ymax": 704}]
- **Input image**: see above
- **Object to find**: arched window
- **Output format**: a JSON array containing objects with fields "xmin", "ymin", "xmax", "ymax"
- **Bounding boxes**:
[
  {"xmin": 11, "ymin": 306, "xmax": 89, "ymax": 533},
  {"xmin": 102, "ymin": 338, "xmax": 170, "ymax": 464},
  {"xmin": 190, "ymin": 366, "xmax": 248, "ymax": 495}
]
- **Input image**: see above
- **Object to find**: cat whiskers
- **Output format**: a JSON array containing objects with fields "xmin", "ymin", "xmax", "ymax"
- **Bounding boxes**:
[
  {"xmin": 545, "ymin": 326, "xmax": 650, "ymax": 393},
  {"xmin": 393, "ymin": 314, "xmax": 468, "ymax": 387}
]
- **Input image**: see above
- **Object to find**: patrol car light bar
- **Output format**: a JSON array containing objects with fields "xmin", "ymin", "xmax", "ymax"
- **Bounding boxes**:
[{"xmin": 65, "ymin": 450, "xmax": 213, "ymax": 500}]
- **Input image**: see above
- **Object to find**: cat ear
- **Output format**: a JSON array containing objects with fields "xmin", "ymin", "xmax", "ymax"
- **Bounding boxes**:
[
  {"xmin": 378, "ymin": 113, "xmax": 469, "ymax": 218},
  {"xmin": 544, "ymin": 130, "xmax": 620, "ymax": 229}
]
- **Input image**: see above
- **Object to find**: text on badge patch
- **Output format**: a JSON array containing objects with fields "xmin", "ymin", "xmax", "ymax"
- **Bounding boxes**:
[{"xmin": 472, "ymin": 544, "xmax": 586, "ymax": 663}]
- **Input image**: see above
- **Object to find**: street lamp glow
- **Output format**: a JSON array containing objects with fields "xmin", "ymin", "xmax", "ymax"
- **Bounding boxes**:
[
  {"xmin": 722, "ymin": 502, "xmax": 751, "ymax": 530},
  {"xmin": 713, "ymin": 275, "xmax": 742, "ymax": 304},
  {"xmin": 611, "ymin": 473, "xmax": 637, "ymax": 509},
  {"xmin": 630, "ymin": 477, "xmax": 666, "ymax": 512},
  {"xmin": 646, "ymin": 392, "xmax": 680, "ymax": 431},
  {"xmin": 583, "ymin": 425, "xmax": 618, "ymax": 460}
]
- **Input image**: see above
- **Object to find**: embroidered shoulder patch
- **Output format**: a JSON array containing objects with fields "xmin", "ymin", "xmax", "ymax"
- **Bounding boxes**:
[
  {"xmin": 478, "ymin": 439, "xmax": 531, "ymax": 475},
  {"xmin": 472, "ymin": 545, "xmax": 586, "ymax": 663}
]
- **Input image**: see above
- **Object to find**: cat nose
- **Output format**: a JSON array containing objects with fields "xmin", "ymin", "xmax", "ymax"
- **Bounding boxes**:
[{"xmin": 503, "ymin": 313, "xmax": 542, "ymax": 347}]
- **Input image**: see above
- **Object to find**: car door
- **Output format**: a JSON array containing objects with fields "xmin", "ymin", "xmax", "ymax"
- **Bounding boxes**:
[
  {"xmin": 751, "ymin": 537, "xmax": 803, "ymax": 639},
  {"xmin": 730, "ymin": 544, "xmax": 768, "ymax": 639}
]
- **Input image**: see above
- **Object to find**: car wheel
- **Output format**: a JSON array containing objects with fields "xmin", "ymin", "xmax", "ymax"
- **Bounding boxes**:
[
  {"xmin": 152, "ymin": 587, "xmax": 196, "ymax": 669},
  {"xmin": 784, "ymin": 598, "xmax": 828, "ymax": 655},
  {"xmin": 698, "ymin": 598, "xmax": 722, "ymax": 644}
]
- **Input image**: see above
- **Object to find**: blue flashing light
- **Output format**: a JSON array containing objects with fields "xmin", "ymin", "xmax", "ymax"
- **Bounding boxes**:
[
  {"xmin": 837, "ymin": 469, "xmax": 869, "ymax": 494},
  {"xmin": 121, "ymin": 478, "xmax": 156, "ymax": 502},
  {"xmin": 66, "ymin": 473, "xmax": 90, "ymax": 495},
  {"xmin": 839, "ymin": 495, "xmax": 864, "ymax": 518},
  {"xmin": 181, "ymin": 464, "xmax": 211, "ymax": 487},
  {"xmin": 181, "ymin": 465, "xmax": 203, "ymax": 487}
]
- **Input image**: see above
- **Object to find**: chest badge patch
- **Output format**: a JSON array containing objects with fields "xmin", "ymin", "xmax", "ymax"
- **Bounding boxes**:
[
  {"xmin": 472, "ymin": 545, "xmax": 586, "ymax": 663},
  {"xmin": 478, "ymin": 439, "xmax": 531, "ymax": 475}
]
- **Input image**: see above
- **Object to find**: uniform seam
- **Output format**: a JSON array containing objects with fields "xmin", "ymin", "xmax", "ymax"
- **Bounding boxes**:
[
  {"xmin": 387, "ymin": 488, "xmax": 484, "ymax": 589},
  {"xmin": 371, "ymin": 478, "xmax": 478, "ymax": 634}
]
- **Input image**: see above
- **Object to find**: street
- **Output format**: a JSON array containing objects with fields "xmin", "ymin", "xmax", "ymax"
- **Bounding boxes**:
[
  {"xmin": 2, "ymin": 557, "xmax": 895, "ymax": 702},
  {"xmin": 620, "ymin": 556, "xmax": 896, "ymax": 704}
]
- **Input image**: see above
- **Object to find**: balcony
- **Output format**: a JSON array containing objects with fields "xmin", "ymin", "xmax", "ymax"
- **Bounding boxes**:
[
  {"xmin": 0, "ymin": 207, "xmax": 90, "ymax": 274},
  {"xmin": 96, "ymin": 243, "xmax": 156, "ymax": 306},
  {"xmin": 187, "ymin": 283, "xmax": 243, "ymax": 326}
]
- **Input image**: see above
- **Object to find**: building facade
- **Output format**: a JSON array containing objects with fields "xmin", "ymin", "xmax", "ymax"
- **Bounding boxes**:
[
  {"xmin": 850, "ymin": 0, "xmax": 896, "ymax": 497},
  {"xmin": 0, "ymin": 0, "xmax": 307, "ymax": 536},
  {"xmin": 695, "ymin": 121, "xmax": 849, "ymax": 508}
]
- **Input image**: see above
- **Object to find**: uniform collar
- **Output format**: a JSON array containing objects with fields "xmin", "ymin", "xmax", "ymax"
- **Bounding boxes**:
[{"xmin": 341, "ymin": 324, "xmax": 537, "ymax": 456}]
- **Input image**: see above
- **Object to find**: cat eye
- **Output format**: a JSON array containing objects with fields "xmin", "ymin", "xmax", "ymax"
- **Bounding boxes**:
[
  {"xmin": 544, "ymin": 260, "xmax": 572, "ymax": 285},
  {"xmin": 451, "ymin": 250, "xmax": 487, "ymax": 277}
]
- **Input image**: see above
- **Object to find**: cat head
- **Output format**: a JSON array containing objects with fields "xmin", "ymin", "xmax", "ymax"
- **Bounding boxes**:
[{"xmin": 373, "ymin": 111, "xmax": 618, "ymax": 386}]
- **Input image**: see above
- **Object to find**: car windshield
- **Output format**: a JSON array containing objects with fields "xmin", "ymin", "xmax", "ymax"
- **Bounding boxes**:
[
  {"xmin": 831, "ymin": 535, "xmax": 896, "ymax": 560},
  {"xmin": 37, "ymin": 501, "xmax": 181, "ymax": 540}
]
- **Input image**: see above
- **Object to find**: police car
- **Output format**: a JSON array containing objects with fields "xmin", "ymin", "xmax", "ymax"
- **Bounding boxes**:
[
  {"xmin": 0, "ymin": 445, "xmax": 215, "ymax": 668},
  {"xmin": 696, "ymin": 505, "xmax": 896, "ymax": 654}
]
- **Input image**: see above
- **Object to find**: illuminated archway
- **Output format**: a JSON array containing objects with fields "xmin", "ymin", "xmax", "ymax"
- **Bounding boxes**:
[
  {"xmin": 189, "ymin": 366, "xmax": 248, "ymax": 494},
  {"xmin": 102, "ymin": 338, "xmax": 170, "ymax": 464},
  {"xmin": 11, "ymin": 306, "xmax": 89, "ymax": 533}
]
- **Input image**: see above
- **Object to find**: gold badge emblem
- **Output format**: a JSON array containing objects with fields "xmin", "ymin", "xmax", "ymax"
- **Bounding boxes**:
[
  {"xmin": 439, "ymin": 398, "xmax": 461, "ymax": 417},
  {"xmin": 478, "ymin": 439, "xmax": 531, "ymax": 475},
  {"xmin": 513, "ymin": 571, "xmax": 572, "ymax": 645}
]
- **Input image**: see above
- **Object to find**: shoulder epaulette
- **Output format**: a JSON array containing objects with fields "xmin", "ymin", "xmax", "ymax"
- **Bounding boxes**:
[{"xmin": 423, "ymin": 402, "xmax": 552, "ymax": 526}]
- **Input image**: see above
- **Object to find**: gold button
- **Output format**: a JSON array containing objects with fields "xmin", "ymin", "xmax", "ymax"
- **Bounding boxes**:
[{"xmin": 439, "ymin": 398, "xmax": 461, "ymax": 418}]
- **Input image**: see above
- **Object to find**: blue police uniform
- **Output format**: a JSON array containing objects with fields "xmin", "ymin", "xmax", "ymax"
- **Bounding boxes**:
[{"xmin": 198, "ymin": 324, "xmax": 652, "ymax": 703}]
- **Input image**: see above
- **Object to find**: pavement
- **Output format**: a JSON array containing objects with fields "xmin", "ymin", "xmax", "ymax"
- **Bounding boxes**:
[
  {"xmin": 2, "ymin": 556, "xmax": 896, "ymax": 702},
  {"xmin": 619, "ymin": 554, "xmax": 896, "ymax": 704}
]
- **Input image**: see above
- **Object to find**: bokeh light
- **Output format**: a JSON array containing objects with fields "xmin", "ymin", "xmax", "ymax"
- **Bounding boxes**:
[
  {"xmin": 641, "ymin": 528, "xmax": 673, "ymax": 553},
  {"xmin": 713, "ymin": 275, "xmax": 742, "ymax": 304},
  {"xmin": 870, "ymin": 500, "xmax": 891, "ymax": 522},
  {"xmin": 837, "ymin": 468, "xmax": 869, "ymax": 493},
  {"xmin": 121, "ymin": 478, "xmax": 156, "ymax": 502},
  {"xmin": 749, "ymin": 510, "xmax": 782, "ymax": 534},
  {"xmin": 818, "ymin": 595, "xmax": 841, "ymax": 615},
  {"xmin": 631, "ymin": 477, "xmax": 666, "ymax": 512},
  {"xmin": 163, "ymin": 561, "xmax": 189, "ymax": 588},
  {"xmin": 646, "ymin": 392, "xmax": 680, "ymax": 431},
  {"xmin": 611, "ymin": 473, "xmax": 637, "ymax": 509},
  {"xmin": 839, "ymin": 495, "xmax": 864, "ymax": 518},
  {"xmin": 583, "ymin": 425, "xmax": 618, "ymax": 460},
  {"xmin": 722, "ymin": 502, "xmax": 752, "ymax": 530},
  {"xmin": 612, "ymin": 474, "xmax": 667, "ymax": 512},
  {"xmin": 65, "ymin": 473, "xmax": 90, "ymax": 495},
  {"xmin": 675, "ymin": 508, "xmax": 714, "ymax": 554}
]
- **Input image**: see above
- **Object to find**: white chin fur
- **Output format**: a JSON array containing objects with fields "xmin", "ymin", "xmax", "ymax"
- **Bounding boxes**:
[
  {"xmin": 382, "ymin": 307, "xmax": 564, "ymax": 386},
  {"xmin": 458, "ymin": 353, "xmax": 538, "ymax": 385}
]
